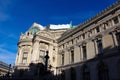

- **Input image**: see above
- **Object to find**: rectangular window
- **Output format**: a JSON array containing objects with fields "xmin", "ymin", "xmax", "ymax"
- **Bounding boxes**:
[
  {"xmin": 23, "ymin": 52, "xmax": 28, "ymax": 57},
  {"xmin": 22, "ymin": 58, "xmax": 27, "ymax": 64},
  {"xmin": 40, "ymin": 50, "xmax": 45, "ymax": 57},
  {"xmin": 62, "ymin": 54, "xmax": 64, "ymax": 65},
  {"xmin": 71, "ymin": 50, "xmax": 74, "ymax": 63},
  {"xmin": 39, "ymin": 50, "xmax": 45, "ymax": 62},
  {"xmin": 113, "ymin": 17, "xmax": 119, "ymax": 24},
  {"xmin": 82, "ymin": 46, "xmax": 87, "ymax": 60},
  {"xmin": 97, "ymin": 40, "xmax": 103, "ymax": 54},
  {"xmin": 22, "ymin": 52, "xmax": 28, "ymax": 64}
]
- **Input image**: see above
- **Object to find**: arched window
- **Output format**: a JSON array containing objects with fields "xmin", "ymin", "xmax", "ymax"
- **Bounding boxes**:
[
  {"xmin": 70, "ymin": 67, "xmax": 76, "ymax": 80},
  {"xmin": 82, "ymin": 65, "xmax": 90, "ymax": 80},
  {"xmin": 97, "ymin": 61, "xmax": 109, "ymax": 80}
]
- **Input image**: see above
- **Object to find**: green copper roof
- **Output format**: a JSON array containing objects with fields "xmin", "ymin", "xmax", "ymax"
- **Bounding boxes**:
[{"xmin": 29, "ymin": 26, "xmax": 40, "ymax": 35}]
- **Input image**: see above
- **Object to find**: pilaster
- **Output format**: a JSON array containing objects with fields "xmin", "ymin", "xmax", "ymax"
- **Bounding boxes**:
[
  {"xmin": 31, "ymin": 40, "xmax": 40, "ymax": 63},
  {"xmin": 74, "ymin": 45, "xmax": 80, "ymax": 63},
  {"xmin": 80, "ymin": 45, "xmax": 83, "ymax": 61},
  {"xmin": 17, "ymin": 47, "xmax": 23, "ymax": 64},
  {"xmin": 27, "ymin": 47, "xmax": 32, "ymax": 64},
  {"xmin": 64, "ymin": 50, "xmax": 70, "ymax": 65},
  {"xmin": 108, "ymin": 20, "xmax": 113, "ymax": 27},
  {"xmin": 109, "ymin": 31, "xmax": 118, "ymax": 47},
  {"xmin": 48, "ymin": 44, "xmax": 53, "ymax": 65},
  {"xmin": 92, "ymin": 39, "xmax": 97, "ymax": 56}
]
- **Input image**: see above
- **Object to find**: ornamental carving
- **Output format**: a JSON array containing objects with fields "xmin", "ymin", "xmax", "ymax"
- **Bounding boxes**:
[{"xmin": 37, "ymin": 31, "xmax": 53, "ymax": 39}]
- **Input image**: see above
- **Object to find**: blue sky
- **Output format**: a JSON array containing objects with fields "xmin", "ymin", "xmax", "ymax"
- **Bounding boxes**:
[{"xmin": 0, "ymin": 0, "xmax": 117, "ymax": 65}]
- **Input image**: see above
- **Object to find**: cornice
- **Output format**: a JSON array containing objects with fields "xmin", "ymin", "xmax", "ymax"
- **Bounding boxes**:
[
  {"xmin": 17, "ymin": 39, "xmax": 32, "ymax": 45},
  {"xmin": 58, "ymin": 1, "xmax": 120, "ymax": 42}
]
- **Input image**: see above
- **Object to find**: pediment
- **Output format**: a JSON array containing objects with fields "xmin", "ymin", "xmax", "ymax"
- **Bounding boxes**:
[{"xmin": 37, "ymin": 31, "xmax": 53, "ymax": 39}]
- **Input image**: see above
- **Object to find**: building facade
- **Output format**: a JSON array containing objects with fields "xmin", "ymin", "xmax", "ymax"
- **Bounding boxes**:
[
  {"xmin": 0, "ymin": 61, "xmax": 12, "ymax": 77},
  {"xmin": 15, "ymin": 23, "xmax": 71, "ymax": 75},
  {"xmin": 15, "ymin": 1, "xmax": 120, "ymax": 80}
]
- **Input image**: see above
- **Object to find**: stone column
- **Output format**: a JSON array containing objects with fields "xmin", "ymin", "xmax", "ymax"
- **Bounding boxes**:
[
  {"xmin": 57, "ymin": 53, "xmax": 62, "ymax": 66},
  {"xmin": 79, "ymin": 46, "xmax": 82, "ymax": 61},
  {"xmin": 102, "ymin": 23, "xmax": 107, "ymax": 31},
  {"xmin": 108, "ymin": 20, "xmax": 112, "ymax": 27},
  {"xmin": 80, "ymin": 46, "xmax": 83, "ymax": 61},
  {"xmin": 48, "ymin": 44, "xmax": 53, "ymax": 65},
  {"xmin": 17, "ymin": 46, "xmax": 23, "ymax": 64},
  {"xmin": 109, "ymin": 32, "xmax": 118, "ymax": 47},
  {"xmin": 99, "ymin": 24, "xmax": 103, "ymax": 32},
  {"xmin": 64, "ymin": 50, "xmax": 70, "ymax": 65},
  {"xmin": 105, "ymin": 23, "xmax": 109, "ymax": 29},
  {"xmin": 27, "ymin": 46, "xmax": 32, "ymax": 64},
  {"xmin": 31, "ymin": 40, "xmax": 39, "ymax": 63},
  {"xmin": 15, "ymin": 53, "xmax": 18, "ymax": 65},
  {"xmin": 79, "ymin": 36, "xmax": 82, "ymax": 42},
  {"xmin": 74, "ymin": 45, "xmax": 80, "ymax": 63},
  {"xmin": 111, "ymin": 19, "xmax": 115, "ymax": 26},
  {"xmin": 94, "ymin": 28, "xmax": 97, "ymax": 34}
]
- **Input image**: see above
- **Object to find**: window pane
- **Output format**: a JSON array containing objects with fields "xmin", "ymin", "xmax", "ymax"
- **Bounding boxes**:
[
  {"xmin": 40, "ymin": 50, "xmax": 45, "ymax": 56},
  {"xmin": 22, "ymin": 58, "xmax": 27, "ymax": 64},
  {"xmin": 97, "ymin": 40, "xmax": 103, "ymax": 54},
  {"xmin": 39, "ymin": 50, "xmax": 45, "ymax": 63},
  {"xmin": 83, "ymin": 46, "xmax": 87, "ymax": 60},
  {"xmin": 23, "ymin": 52, "xmax": 28, "ymax": 58}
]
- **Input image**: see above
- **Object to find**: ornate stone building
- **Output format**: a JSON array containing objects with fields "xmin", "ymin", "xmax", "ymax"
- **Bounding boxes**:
[
  {"xmin": 15, "ymin": 23, "xmax": 71, "ymax": 75},
  {"xmin": 15, "ymin": 1, "xmax": 120, "ymax": 80}
]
